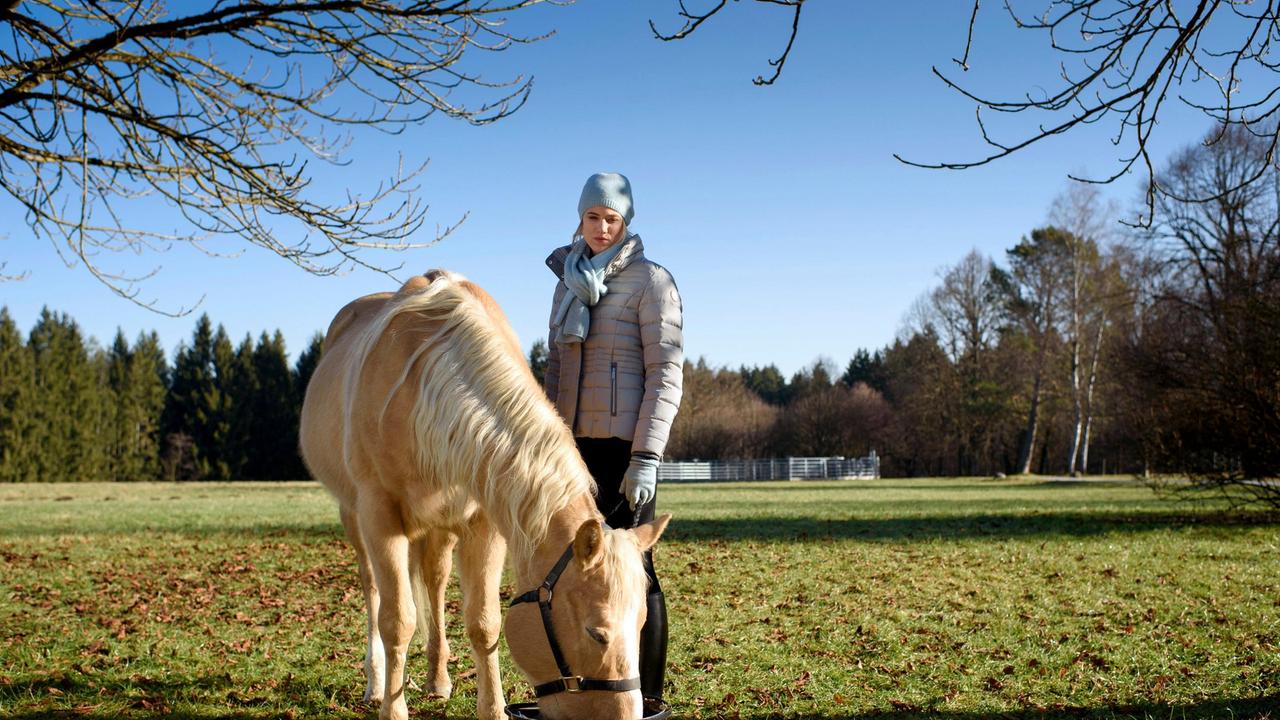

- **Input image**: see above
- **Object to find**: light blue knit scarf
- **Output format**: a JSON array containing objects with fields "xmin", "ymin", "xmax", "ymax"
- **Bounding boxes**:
[{"xmin": 553, "ymin": 237, "xmax": 627, "ymax": 346}]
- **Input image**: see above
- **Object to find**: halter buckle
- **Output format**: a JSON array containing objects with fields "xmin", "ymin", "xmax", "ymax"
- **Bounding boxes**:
[{"xmin": 562, "ymin": 676, "xmax": 583, "ymax": 693}]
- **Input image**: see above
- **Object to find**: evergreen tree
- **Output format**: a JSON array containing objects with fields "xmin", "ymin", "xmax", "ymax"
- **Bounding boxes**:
[
  {"xmin": 293, "ymin": 332, "xmax": 323, "ymax": 398},
  {"xmin": 165, "ymin": 314, "xmax": 219, "ymax": 480},
  {"xmin": 787, "ymin": 358, "xmax": 835, "ymax": 404},
  {"xmin": 206, "ymin": 326, "xmax": 239, "ymax": 480},
  {"xmin": 246, "ymin": 330, "xmax": 296, "ymax": 480},
  {"xmin": 0, "ymin": 308, "xmax": 35, "ymax": 482},
  {"xmin": 740, "ymin": 364, "xmax": 788, "ymax": 405},
  {"xmin": 27, "ymin": 309, "xmax": 109, "ymax": 481},
  {"xmin": 220, "ymin": 334, "xmax": 258, "ymax": 480},
  {"xmin": 129, "ymin": 331, "xmax": 169, "ymax": 480},
  {"xmin": 105, "ymin": 330, "xmax": 134, "ymax": 481},
  {"xmin": 528, "ymin": 338, "xmax": 549, "ymax": 387},
  {"xmin": 288, "ymin": 332, "xmax": 324, "ymax": 480},
  {"xmin": 83, "ymin": 344, "xmax": 113, "ymax": 479},
  {"xmin": 841, "ymin": 349, "xmax": 889, "ymax": 394}
]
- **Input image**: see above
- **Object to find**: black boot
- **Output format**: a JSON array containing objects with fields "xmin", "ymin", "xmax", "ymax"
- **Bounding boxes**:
[{"xmin": 639, "ymin": 589, "xmax": 668, "ymax": 702}]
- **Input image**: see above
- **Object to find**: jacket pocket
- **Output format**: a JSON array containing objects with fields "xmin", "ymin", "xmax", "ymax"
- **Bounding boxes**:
[{"xmin": 610, "ymin": 362, "xmax": 618, "ymax": 417}]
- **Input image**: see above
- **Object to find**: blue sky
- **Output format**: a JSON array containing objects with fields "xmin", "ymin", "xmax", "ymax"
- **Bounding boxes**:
[{"xmin": 1, "ymin": 1, "xmax": 1217, "ymax": 375}]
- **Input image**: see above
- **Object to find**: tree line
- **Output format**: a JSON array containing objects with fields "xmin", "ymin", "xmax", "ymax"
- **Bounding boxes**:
[
  {"xmin": 2, "ymin": 126, "xmax": 1274, "ymax": 499},
  {"xmin": 0, "ymin": 309, "xmax": 320, "ymax": 482},
  {"xmin": 628, "ymin": 124, "xmax": 1278, "ymax": 505}
]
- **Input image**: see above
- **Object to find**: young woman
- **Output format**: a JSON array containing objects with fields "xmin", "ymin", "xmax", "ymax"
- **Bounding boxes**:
[{"xmin": 543, "ymin": 172, "xmax": 684, "ymax": 702}]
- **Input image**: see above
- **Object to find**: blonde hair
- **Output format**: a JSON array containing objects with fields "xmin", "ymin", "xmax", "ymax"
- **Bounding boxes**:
[{"xmin": 339, "ymin": 272, "xmax": 593, "ymax": 562}]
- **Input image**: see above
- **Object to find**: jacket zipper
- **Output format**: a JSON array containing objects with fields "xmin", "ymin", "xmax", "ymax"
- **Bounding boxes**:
[{"xmin": 610, "ymin": 362, "xmax": 618, "ymax": 417}]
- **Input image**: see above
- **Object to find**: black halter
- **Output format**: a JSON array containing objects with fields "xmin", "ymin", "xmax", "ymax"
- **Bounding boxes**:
[{"xmin": 509, "ymin": 543, "xmax": 642, "ymax": 698}]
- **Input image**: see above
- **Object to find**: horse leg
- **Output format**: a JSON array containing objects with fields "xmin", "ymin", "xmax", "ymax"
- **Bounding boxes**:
[
  {"xmin": 340, "ymin": 507, "xmax": 385, "ymax": 704},
  {"xmin": 458, "ymin": 517, "xmax": 507, "ymax": 720},
  {"xmin": 411, "ymin": 528, "xmax": 457, "ymax": 699},
  {"xmin": 359, "ymin": 497, "xmax": 416, "ymax": 720}
]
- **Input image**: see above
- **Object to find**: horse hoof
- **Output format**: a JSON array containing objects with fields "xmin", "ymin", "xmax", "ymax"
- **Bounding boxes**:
[
  {"xmin": 423, "ymin": 680, "xmax": 453, "ymax": 700},
  {"xmin": 379, "ymin": 699, "xmax": 409, "ymax": 720}
]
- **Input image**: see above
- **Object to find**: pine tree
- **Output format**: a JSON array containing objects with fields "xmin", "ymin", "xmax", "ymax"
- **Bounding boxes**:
[
  {"xmin": 741, "ymin": 364, "xmax": 788, "ymax": 406},
  {"xmin": 0, "ymin": 308, "xmax": 35, "ymax": 482},
  {"xmin": 219, "ymin": 334, "xmax": 258, "ymax": 479},
  {"xmin": 129, "ymin": 332, "xmax": 169, "ymax": 480},
  {"xmin": 206, "ymin": 325, "xmax": 238, "ymax": 480},
  {"xmin": 841, "ymin": 349, "xmax": 888, "ymax": 393},
  {"xmin": 528, "ymin": 338, "xmax": 548, "ymax": 387},
  {"xmin": 82, "ymin": 346, "xmax": 113, "ymax": 480},
  {"xmin": 105, "ymin": 329, "xmax": 171, "ymax": 481},
  {"xmin": 165, "ymin": 314, "xmax": 219, "ymax": 480},
  {"xmin": 288, "ymin": 332, "xmax": 323, "ymax": 480},
  {"xmin": 246, "ymin": 330, "xmax": 296, "ymax": 480},
  {"xmin": 106, "ymin": 330, "xmax": 133, "ymax": 481},
  {"xmin": 294, "ymin": 332, "xmax": 323, "ymax": 397},
  {"xmin": 27, "ymin": 309, "xmax": 109, "ymax": 481}
]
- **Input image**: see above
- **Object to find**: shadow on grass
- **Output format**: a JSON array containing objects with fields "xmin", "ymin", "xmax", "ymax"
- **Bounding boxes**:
[
  {"xmin": 4, "ymin": 509, "xmax": 1277, "ymax": 542},
  {"xmin": 666, "ymin": 477, "xmax": 1144, "ymax": 493},
  {"xmin": 666, "ymin": 510, "xmax": 1280, "ymax": 543},
  {"xmin": 4, "ymin": 693, "xmax": 1277, "ymax": 720},
  {"xmin": 0, "ymin": 671, "xmax": 373, "ymax": 720},
  {"xmin": 733, "ymin": 694, "xmax": 1280, "ymax": 719},
  {"xmin": 0, "ymin": 521, "xmax": 348, "ymax": 539}
]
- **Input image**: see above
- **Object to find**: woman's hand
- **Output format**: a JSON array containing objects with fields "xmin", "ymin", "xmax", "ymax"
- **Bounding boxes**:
[{"xmin": 623, "ymin": 455, "xmax": 660, "ymax": 510}]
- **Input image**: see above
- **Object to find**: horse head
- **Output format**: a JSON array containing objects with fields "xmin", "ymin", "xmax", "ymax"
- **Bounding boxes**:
[{"xmin": 505, "ymin": 514, "xmax": 670, "ymax": 720}]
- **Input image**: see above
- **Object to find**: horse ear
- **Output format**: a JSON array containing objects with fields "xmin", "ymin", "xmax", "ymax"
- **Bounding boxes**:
[
  {"xmin": 573, "ymin": 519, "xmax": 605, "ymax": 571},
  {"xmin": 632, "ymin": 513, "xmax": 671, "ymax": 552}
]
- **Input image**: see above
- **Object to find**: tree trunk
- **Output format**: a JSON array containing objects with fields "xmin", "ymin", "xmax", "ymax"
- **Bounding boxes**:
[
  {"xmin": 1078, "ymin": 319, "xmax": 1106, "ymax": 474},
  {"xmin": 1065, "ymin": 239, "xmax": 1086, "ymax": 476},
  {"xmin": 1016, "ymin": 370, "xmax": 1043, "ymax": 475},
  {"xmin": 1066, "ymin": 327, "xmax": 1083, "ymax": 475},
  {"xmin": 1080, "ymin": 415, "xmax": 1094, "ymax": 474}
]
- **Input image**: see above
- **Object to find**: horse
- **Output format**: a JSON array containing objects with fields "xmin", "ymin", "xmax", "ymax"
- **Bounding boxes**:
[{"xmin": 299, "ymin": 270, "xmax": 669, "ymax": 720}]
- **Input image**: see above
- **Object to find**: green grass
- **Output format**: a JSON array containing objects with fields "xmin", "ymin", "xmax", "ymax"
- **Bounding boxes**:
[{"xmin": 1, "ymin": 478, "xmax": 1277, "ymax": 719}]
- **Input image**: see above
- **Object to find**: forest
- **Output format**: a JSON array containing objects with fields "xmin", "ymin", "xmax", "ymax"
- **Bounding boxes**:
[{"xmin": 0, "ymin": 310, "xmax": 319, "ymax": 482}]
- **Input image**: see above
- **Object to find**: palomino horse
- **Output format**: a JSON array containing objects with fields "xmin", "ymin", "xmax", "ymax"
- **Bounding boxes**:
[{"xmin": 300, "ymin": 270, "xmax": 669, "ymax": 720}]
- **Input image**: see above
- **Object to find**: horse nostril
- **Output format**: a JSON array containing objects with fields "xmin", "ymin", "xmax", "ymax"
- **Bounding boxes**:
[{"xmin": 586, "ymin": 626, "xmax": 609, "ymax": 644}]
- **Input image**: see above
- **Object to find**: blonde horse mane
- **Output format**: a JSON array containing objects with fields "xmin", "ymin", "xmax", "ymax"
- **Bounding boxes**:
[
  {"xmin": 600, "ymin": 531, "xmax": 650, "ymax": 609},
  {"xmin": 338, "ymin": 272, "xmax": 593, "ymax": 561}
]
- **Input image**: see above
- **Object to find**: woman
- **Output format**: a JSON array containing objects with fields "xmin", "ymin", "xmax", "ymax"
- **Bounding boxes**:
[{"xmin": 543, "ymin": 172, "xmax": 684, "ymax": 703}]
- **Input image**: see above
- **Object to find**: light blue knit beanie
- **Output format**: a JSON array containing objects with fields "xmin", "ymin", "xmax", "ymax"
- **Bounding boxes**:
[{"xmin": 577, "ymin": 172, "xmax": 635, "ymax": 226}]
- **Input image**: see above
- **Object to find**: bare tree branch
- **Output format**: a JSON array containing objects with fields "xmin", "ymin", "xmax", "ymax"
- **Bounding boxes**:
[
  {"xmin": 650, "ymin": 0, "xmax": 804, "ymax": 86},
  {"xmin": 0, "ymin": 0, "xmax": 556, "ymax": 313},
  {"xmin": 893, "ymin": 1, "xmax": 1280, "ymax": 226},
  {"xmin": 954, "ymin": 0, "xmax": 980, "ymax": 71}
]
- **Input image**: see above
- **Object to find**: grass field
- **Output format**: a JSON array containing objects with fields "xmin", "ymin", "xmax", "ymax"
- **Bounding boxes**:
[{"xmin": 1, "ymin": 478, "xmax": 1277, "ymax": 719}]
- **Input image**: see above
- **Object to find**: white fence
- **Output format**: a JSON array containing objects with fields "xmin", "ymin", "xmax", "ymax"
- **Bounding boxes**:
[{"xmin": 657, "ymin": 452, "xmax": 879, "ymax": 482}]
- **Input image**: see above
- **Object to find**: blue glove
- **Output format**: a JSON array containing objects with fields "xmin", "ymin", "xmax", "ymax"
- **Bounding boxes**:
[{"xmin": 622, "ymin": 455, "xmax": 660, "ymax": 511}]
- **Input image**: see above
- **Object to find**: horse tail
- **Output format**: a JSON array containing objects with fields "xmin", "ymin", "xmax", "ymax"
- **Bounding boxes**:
[{"xmin": 409, "ymin": 545, "xmax": 430, "ymax": 648}]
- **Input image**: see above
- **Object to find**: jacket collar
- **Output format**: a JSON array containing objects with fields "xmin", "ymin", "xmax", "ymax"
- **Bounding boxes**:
[{"xmin": 546, "ymin": 234, "xmax": 645, "ymax": 280}]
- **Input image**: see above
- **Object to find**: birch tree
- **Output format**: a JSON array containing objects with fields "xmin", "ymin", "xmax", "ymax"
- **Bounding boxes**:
[{"xmin": 1048, "ymin": 184, "xmax": 1116, "ymax": 475}]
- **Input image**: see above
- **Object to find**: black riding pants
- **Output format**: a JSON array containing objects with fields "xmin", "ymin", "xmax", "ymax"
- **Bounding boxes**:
[{"xmin": 574, "ymin": 436, "xmax": 661, "ymax": 593}]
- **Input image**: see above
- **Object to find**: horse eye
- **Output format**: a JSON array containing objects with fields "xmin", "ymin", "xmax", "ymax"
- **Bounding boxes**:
[{"xmin": 586, "ymin": 627, "xmax": 609, "ymax": 644}]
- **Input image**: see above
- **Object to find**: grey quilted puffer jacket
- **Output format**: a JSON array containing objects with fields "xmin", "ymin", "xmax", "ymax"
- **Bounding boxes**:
[{"xmin": 544, "ymin": 234, "xmax": 684, "ymax": 458}]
